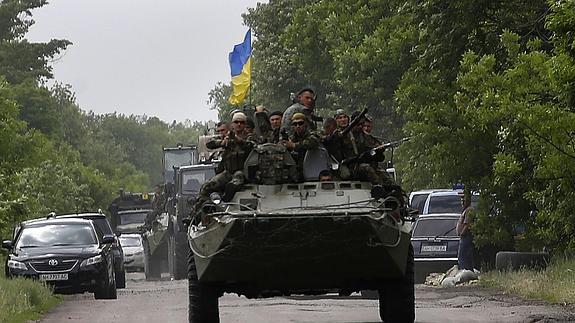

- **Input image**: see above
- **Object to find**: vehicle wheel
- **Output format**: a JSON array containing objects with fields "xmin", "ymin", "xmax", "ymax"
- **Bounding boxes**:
[
  {"xmin": 95, "ymin": 259, "xmax": 118, "ymax": 300},
  {"xmin": 495, "ymin": 251, "xmax": 550, "ymax": 271},
  {"xmin": 378, "ymin": 244, "xmax": 415, "ymax": 322},
  {"xmin": 144, "ymin": 240, "xmax": 161, "ymax": 280},
  {"xmin": 174, "ymin": 232, "xmax": 190, "ymax": 280},
  {"xmin": 188, "ymin": 250, "xmax": 220, "ymax": 322},
  {"xmin": 116, "ymin": 262, "xmax": 126, "ymax": 289}
]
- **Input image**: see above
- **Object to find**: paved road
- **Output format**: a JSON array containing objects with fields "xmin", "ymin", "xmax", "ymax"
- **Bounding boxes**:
[{"xmin": 38, "ymin": 272, "xmax": 574, "ymax": 323}]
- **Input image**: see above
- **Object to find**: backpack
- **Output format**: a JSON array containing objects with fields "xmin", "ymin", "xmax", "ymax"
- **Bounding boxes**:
[{"xmin": 244, "ymin": 143, "xmax": 298, "ymax": 184}]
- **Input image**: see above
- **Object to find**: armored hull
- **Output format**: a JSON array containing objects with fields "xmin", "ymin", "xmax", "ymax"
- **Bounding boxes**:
[{"xmin": 188, "ymin": 181, "xmax": 412, "ymax": 295}]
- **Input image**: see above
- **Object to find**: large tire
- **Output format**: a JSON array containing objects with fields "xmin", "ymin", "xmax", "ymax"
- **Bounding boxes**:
[
  {"xmin": 144, "ymin": 241, "xmax": 162, "ymax": 280},
  {"xmin": 174, "ymin": 232, "xmax": 190, "ymax": 280},
  {"xmin": 188, "ymin": 250, "xmax": 220, "ymax": 323},
  {"xmin": 495, "ymin": 251, "xmax": 550, "ymax": 271},
  {"xmin": 379, "ymin": 244, "xmax": 415, "ymax": 323}
]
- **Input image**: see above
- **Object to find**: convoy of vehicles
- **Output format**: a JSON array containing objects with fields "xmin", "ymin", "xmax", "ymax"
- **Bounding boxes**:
[{"xmin": 3, "ymin": 218, "xmax": 118, "ymax": 299}]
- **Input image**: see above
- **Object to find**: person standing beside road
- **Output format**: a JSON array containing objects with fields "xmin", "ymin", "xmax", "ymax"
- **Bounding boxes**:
[{"xmin": 457, "ymin": 194, "xmax": 475, "ymax": 270}]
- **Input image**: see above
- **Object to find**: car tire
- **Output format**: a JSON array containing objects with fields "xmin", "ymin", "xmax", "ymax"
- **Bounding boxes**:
[
  {"xmin": 188, "ymin": 250, "xmax": 220, "ymax": 323},
  {"xmin": 495, "ymin": 251, "xmax": 550, "ymax": 271},
  {"xmin": 378, "ymin": 244, "xmax": 415, "ymax": 322},
  {"xmin": 116, "ymin": 262, "xmax": 126, "ymax": 289},
  {"xmin": 95, "ymin": 259, "xmax": 118, "ymax": 300}
]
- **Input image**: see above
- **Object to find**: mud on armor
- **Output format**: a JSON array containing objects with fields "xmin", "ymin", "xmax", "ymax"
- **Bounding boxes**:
[{"xmin": 244, "ymin": 143, "xmax": 298, "ymax": 184}]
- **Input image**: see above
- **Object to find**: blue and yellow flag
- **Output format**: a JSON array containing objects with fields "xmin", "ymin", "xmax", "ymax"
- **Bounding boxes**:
[{"xmin": 228, "ymin": 29, "xmax": 252, "ymax": 105}]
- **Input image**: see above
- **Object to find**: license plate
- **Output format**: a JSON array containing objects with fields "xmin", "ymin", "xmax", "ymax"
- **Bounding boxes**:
[
  {"xmin": 39, "ymin": 273, "xmax": 68, "ymax": 281},
  {"xmin": 422, "ymin": 245, "xmax": 447, "ymax": 252}
]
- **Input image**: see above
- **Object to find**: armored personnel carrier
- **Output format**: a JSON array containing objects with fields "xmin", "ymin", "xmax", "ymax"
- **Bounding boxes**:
[{"xmin": 187, "ymin": 143, "xmax": 415, "ymax": 322}]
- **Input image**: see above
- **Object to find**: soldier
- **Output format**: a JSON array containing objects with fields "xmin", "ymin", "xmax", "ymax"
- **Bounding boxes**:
[
  {"xmin": 334, "ymin": 109, "xmax": 350, "ymax": 130},
  {"xmin": 281, "ymin": 112, "xmax": 320, "ymax": 181},
  {"xmin": 281, "ymin": 88, "xmax": 320, "ymax": 135},
  {"xmin": 143, "ymin": 184, "xmax": 166, "ymax": 229},
  {"xmin": 269, "ymin": 110, "xmax": 283, "ymax": 142},
  {"xmin": 192, "ymin": 112, "xmax": 255, "ymax": 222}
]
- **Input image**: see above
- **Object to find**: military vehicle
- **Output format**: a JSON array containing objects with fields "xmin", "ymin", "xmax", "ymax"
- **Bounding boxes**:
[
  {"xmin": 141, "ymin": 144, "xmax": 199, "ymax": 280},
  {"xmin": 187, "ymin": 143, "xmax": 415, "ymax": 322},
  {"xmin": 108, "ymin": 191, "xmax": 153, "ymax": 234}
]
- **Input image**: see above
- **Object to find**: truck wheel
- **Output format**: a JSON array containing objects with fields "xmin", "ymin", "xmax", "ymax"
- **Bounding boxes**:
[
  {"xmin": 144, "ymin": 241, "xmax": 162, "ymax": 280},
  {"xmin": 188, "ymin": 250, "xmax": 219, "ymax": 323},
  {"xmin": 378, "ymin": 244, "xmax": 415, "ymax": 322},
  {"xmin": 174, "ymin": 232, "xmax": 190, "ymax": 280}
]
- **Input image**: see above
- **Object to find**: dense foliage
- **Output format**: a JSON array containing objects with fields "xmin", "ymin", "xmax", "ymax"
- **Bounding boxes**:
[
  {"xmin": 208, "ymin": 0, "xmax": 575, "ymax": 254},
  {"xmin": 0, "ymin": 0, "xmax": 204, "ymax": 238}
]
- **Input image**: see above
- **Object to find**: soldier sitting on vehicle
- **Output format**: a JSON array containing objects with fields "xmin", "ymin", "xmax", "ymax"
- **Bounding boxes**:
[
  {"xmin": 143, "ymin": 184, "xmax": 166, "ymax": 229},
  {"xmin": 191, "ymin": 112, "xmax": 255, "ymax": 223},
  {"xmin": 281, "ymin": 113, "xmax": 321, "ymax": 182},
  {"xmin": 281, "ymin": 87, "xmax": 321, "ymax": 136}
]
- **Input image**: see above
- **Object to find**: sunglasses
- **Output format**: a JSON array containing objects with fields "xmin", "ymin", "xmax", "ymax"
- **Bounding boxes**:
[
  {"xmin": 233, "ymin": 120, "xmax": 245, "ymax": 124},
  {"xmin": 291, "ymin": 121, "xmax": 305, "ymax": 126}
]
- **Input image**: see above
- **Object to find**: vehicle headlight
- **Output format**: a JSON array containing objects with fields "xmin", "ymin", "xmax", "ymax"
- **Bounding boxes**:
[
  {"xmin": 80, "ymin": 255, "xmax": 103, "ymax": 267},
  {"xmin": 7, "ymin": 260, "xmax": 28, "ymax": 271}
]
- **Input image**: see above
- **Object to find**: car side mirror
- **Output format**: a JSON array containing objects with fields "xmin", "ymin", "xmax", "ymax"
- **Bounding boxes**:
[
  {"xmin": 101, "ymin": 235, "xmax": 115, "ymax": 245},
  {"xmin": 2, "ymin": 240, "xmax": 13, "ymax": 249}
]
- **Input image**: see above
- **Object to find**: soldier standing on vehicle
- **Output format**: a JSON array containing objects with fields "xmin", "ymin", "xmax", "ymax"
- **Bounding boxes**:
[
  {"xmin": 281, "ymin": 112, "xmax": 320, "ymax": 181},
  {"xmin": 281, "ymin": 88, "xmax": 319, "ymax": 135},
  {"xmin": 457, "ymin": 194, "xmax": 475, "ymax": 270},
  {"xmin": 191, "ymin": 112, "xmax": 255, "ymax": 222}
]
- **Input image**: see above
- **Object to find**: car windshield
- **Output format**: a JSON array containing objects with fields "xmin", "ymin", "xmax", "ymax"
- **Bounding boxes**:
[
  {"xmin": 413, "ymin": 218, "xmax": 459, "ymax": 237},
  {"xmin": 410, "ymin": 194, "xmax": 429, "ymax": 214},
  {"xmin": 181, "ymin": 169, "xmax": 215, "ymax": 193},
  {"xmin": 164, "ymin": 150, "xmax": 196, "ymax": 184},
  {"xmin": 16, "ymin": 223, "xmax": 97, "ymax": 248},
  {"xmin": 427, "ymin": 195, "xmax": 463, "ymax": 214},
  {"xmin": 119, "ymin": 211, "xmax": 148, "ymax": 225},
  {"xmin": 119, "ymin": 236, "xmax": 141, "ymax": 247}
]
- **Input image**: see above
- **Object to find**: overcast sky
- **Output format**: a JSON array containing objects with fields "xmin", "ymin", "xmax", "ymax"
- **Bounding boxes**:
[{"xmin": 27, "ymin": 0, "xmax": 265, "ymax": 123}]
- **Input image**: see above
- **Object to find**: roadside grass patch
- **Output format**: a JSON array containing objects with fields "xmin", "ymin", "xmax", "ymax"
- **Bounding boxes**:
[
  {"xmin": 0, "ymin": 275, "xmax": 60, "ymax": 323},
  {"xmin": 481, "ymin": 257, "xmax": 575, "ymax": 304}
]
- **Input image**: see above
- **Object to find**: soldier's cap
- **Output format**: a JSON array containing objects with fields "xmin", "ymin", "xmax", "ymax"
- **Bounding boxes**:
[
  {"xmin": 269, "ymin": 110, "xmax": 283, "ymax": 118},
  {"xmin": 364, "ymin": 113, "xmax": 373, "ymax": 122},
  {"xmin": 291, "ymin": 112, "xmax": 306, "ymax": 121},
  {"xmin": 231, "ymin": 112, "xmax": 247, "ymax": 122},
  {"xmin": 334, "ymin": 109, "xmax": 348, "ymax": 118},
  {"xmin": 296, "ymin": 87, "xmax": 315, "ymax": 97},
  {"xmin": 229, "ymin": 109, "xmax": 242, "ymax": 117}
]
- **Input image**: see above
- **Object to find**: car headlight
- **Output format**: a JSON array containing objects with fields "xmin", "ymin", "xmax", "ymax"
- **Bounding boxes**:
[
  {"xmin": 80, "ymin": 255, "xmax": 103, "ymax": 267},
  {"xmin": 7, "ymin": 260, "xmax": 28, "ymax": 271}
]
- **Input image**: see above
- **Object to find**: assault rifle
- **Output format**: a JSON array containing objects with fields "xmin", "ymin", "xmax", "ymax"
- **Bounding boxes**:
[
  {"xmin": 340, "ymin": 108, "xmax": 368, "ymax": 136},
  {"xmin": 342, "ymin": 137, "xmax": 410, "ymax": 165}
]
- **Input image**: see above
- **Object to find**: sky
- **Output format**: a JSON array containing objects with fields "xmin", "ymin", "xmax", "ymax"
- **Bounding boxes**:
[{"xmin": 26, "ymin": 0, "xmax": 265, "ymax": 124}]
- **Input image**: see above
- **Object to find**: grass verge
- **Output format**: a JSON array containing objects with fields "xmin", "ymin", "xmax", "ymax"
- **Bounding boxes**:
[
  {"xmin": 480, "ymin": 256, "xmax": 575, "ymax": 304},
  {"xmin": 0, "ymin": 255, "xmax": 61, "ymax": 323}
]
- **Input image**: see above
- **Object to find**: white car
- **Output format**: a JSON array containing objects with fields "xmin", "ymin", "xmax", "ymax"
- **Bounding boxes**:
[
  {"xmin": 119, "ymin": 234, "xmax": 144, "ymax": 272},
  {"xmin": 408, "ymin": 189, "xmax": 451, "ymax": 214},
  {"xmin": 421, "ymin": 190, "xmax": 478, "ymax": 215}
]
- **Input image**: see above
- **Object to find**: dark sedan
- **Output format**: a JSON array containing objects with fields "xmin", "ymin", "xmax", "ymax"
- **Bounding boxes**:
[
  {"xmin": 411, "ymin": 213, "xmax": 460, "ymax": 283},
  {"xmin": 3, "ymin": 218, "xmax": 117, "ymax": 299}
]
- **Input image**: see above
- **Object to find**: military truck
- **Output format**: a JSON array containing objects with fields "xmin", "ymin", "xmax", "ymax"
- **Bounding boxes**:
[
  {"xmin": 141, "ymin": 144, "xmax": 199, "ymax": 280},
  {"xmin": 108, "ymin": 191, "xmax": 153, "ymax": 234},
  {"xmin": 187, "ymin": 143, "xmax": 415, "ymax": 322}
]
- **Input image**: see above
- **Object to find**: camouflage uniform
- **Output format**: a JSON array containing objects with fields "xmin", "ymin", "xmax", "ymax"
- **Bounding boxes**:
[
  {"xmin": 253, "ymin": 111, "xmax": 281, "ymax": 144},
  {"xmin": 144, "ymin": 186, "xmax": 166, "ymax": 228},
  {"xmin": 281, "ymin": 103, "xmax": 318, "ymax": 136},
  {"xmin": 192, "ymin": 131, "xmax": 254, "ymax": 222},
  {"xmin": 287, "ymin": 129, "xmax": 320, "ymax": 181}
]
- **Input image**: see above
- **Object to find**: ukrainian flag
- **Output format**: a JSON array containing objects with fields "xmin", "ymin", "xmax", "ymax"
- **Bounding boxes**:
[{"xmin": 228, "ymin": 29, "xmax": 252, "ymax": 105}]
